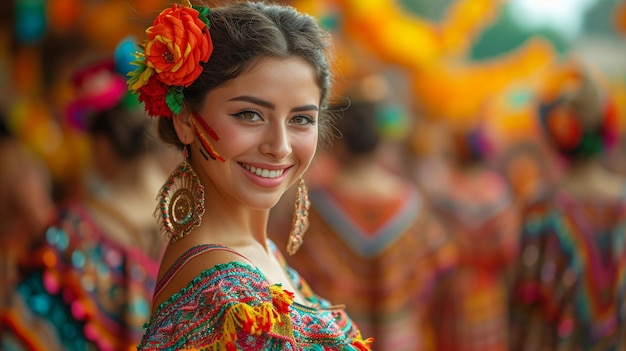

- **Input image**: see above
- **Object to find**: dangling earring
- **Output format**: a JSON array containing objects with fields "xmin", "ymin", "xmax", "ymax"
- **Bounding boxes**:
[
  {"xmin": 287, "ymin": 178, "xmax": 310, "ymax": 255},
  {"xmin": 156, "ymin": 145, "xmax": 205, "ymax": 242}
]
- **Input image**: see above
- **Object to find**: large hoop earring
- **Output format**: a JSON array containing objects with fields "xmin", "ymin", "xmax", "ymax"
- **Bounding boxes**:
[
  {"xmin": 287, "ymin": 178, "xmax": 310, "ymax": 255},
  {"xmin": 156, "ymin": 146, "xmax": 205, "ymax": 242}
]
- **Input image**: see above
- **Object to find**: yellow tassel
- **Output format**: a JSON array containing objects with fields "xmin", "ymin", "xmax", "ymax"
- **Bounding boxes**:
[
  {"xmin": 196, "ymin": 299, "xmax": 290, "ymax": 350},
  {"xmin": 222, "ymin": 308, "xmax": 238, "ymax": 343},
  {"xmin": 269, "ymin": 284, "xmax": 295, "ymax": 313},
  {"xmin": 232, "ymin": 303, "xmax": 259, "ymax": 333},
  {"xmin": 256, "ymin": 303, "xmax": 281, "ymax": 331},
  {"xmin": 351, "ymin": 331, "xmax": 374, "ymax": 351}
]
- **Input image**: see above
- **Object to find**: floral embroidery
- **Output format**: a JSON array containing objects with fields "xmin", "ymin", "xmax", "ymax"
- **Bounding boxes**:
[{"xmin": 128, "ymin": 4, "xmax": 213, "ymax": 117}]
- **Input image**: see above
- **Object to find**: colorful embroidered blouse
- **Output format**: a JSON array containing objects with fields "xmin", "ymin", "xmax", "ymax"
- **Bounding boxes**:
[{"xmin": 138, "ymin": 242, "xmax": 372, "ymax": 351}]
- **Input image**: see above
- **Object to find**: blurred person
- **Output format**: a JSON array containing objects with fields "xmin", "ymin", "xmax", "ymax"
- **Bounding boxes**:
[
  {"xmin": 1, "ymin": 57, "xmax": 168, "ymax": 350},
  {"xmin": 273, "ymin": 98, "xmax": 457, "ymax": 351},
  {"xmin": 416, "ymin": 120, "xmax": 521, "ymax": 351},
  {"xmin": 0, "ymin": 115, "xmax": 56, "ymax": 342},
  {"xmin": 495, "ymin": 139, "xmax": 560, "ymax": 208},
  {"xmin": 509, "ymin": 60, "xmax": 626, "ymax": 351},
  {"xmin": 408, "ymin": 118, "xmax": 455, "ymax": 200}
]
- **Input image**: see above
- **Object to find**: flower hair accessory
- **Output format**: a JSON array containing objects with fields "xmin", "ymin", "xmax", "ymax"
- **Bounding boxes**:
[{"xmin": 127, "ymin": 3, "xmax": 213, "ymax": 118}]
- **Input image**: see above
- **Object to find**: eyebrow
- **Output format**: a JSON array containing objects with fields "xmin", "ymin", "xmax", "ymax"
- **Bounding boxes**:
[{"xmin": 228, "ymin": 95, "xmax": 319, "ymax": 113}]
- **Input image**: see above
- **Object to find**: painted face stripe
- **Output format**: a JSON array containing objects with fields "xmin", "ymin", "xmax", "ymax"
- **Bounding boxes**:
[
  {"xmin": 198, "ymin": 147, "xmax": 210, "ymax": 161},
  {"xmin": 192, "ymin": 112, "xmax": 220, "ymax": 141},
  {"xmin": 191, "ymin": 117, "xmax": 225, "ymax": 162}
]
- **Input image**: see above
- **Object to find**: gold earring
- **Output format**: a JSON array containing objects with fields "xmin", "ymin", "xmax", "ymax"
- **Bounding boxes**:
[
  {"xmin": 156, "ymin": 146, "xmax": 205, "ymax": 242},
  {"xmin": 287, "ymin": 178, "xmax": 310, "ymax": 255}
]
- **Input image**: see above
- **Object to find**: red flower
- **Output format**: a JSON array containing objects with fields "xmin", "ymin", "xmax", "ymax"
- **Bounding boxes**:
[
  {"xmin": 138, "ymin": 77, "xmax": 173, "ymax": 118},
  {"xmin": 145, "ymin": 4, "xmax": 213, "ymax": 87}
]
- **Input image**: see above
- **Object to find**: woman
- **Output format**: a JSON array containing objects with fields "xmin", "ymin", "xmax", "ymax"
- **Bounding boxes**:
[
  {"xmin": 0, "ymin": 117, "xmax": 56, "ymax": 349},
  {"xmin": 128, "ymin": 2, "xmax": 372, "ymax": 350},
  {"xmin": 415, "ymin": 121, "xmax": 520, "ymax": 351},
  {"xmin": 2, "ymin": 57, "xmax": 167, "ymax": 350},
  {"xmin": 508, "ymin": 61, "xmax": 626, "ymax": 350}
]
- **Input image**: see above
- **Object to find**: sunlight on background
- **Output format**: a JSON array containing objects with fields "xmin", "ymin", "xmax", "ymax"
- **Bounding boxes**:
[{"xmin": 509, "ymin": 0, "xmax": 601, "ymax": 39}]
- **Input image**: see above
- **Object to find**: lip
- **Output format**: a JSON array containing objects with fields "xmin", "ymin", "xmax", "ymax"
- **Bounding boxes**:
[{"xmin": 238, "ymin": 162, "xmax": 292, "ymax": 188}]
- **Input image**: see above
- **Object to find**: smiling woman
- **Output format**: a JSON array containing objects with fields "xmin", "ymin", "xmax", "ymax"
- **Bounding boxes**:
[{"xmin": 126, "ymin": 2, "xmax": 372, "ymax": 350}]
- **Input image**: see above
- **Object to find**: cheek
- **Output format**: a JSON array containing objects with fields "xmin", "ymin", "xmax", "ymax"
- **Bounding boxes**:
[
  {"xmin": 198, "ymin": 122, "xmax": 242, "ymax": 160},
  {"xmin": 295, "ymin": 132, "xmax": 318, "ymax": 163}
]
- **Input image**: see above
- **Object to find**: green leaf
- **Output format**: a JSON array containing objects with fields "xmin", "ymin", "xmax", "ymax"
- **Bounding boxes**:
[
  {"xmin": 193, "ymin": 5, "xmax": 211, "ymax": 28},
  {"xmin": 166, "ymin": 88, "xmax": 184, "ymax": 115}
]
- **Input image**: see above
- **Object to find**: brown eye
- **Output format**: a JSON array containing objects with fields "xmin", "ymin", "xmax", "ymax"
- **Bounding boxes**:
[
  {"xmin": 290, "ymin": 115, "xmax": 315, "ymax": 125},
  {"xmin": 233, "ymin": 110, "xmax": 262, "ymax": 121}
]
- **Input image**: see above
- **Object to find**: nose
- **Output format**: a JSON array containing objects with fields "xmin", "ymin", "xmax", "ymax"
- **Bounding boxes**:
[{"xmin": 260, "ymin": 122, "xmax": 291, "ymax": 159}]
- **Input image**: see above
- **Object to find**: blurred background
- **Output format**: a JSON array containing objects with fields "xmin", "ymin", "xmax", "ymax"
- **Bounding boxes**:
[
  {"xmin": 0, "ymin": 0, "xmax": 624, "ymax": 201},
  {"xmin": 1, "ymin": 1, "xmax": 626, "ymax": 350}
]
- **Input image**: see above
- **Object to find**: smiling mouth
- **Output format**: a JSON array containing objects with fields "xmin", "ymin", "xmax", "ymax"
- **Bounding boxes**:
[{"xmin": 239, "ymin": 163, "xmax": 286, "ymax": 179}]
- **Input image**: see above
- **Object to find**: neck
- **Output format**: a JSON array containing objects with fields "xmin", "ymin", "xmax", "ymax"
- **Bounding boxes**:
[
  {"xmin": 193, "ymin": 193, "xmax": 271, "ymax": 250},
  {"xmin": 93, "ymin": 157, "xmax": 162, "ymax": 199},
  {"xmin": 562, "ymin": 157, "xmax": 625, "ymax": 199},
  {"xmin": 334, "ymin": 156, "xmax": 405, "ymax": 198}
]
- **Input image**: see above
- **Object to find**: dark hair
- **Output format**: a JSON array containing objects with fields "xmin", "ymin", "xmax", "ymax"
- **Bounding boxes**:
[
  {"xmin": 158, "ymin": 1, "xmax": 334, "ymax": 149},
  {"xmin": 88, "ymin": 103, "xmax": 156, "ymax": 162},
  {"xmin": 538, "ymin": 69, "xmax": 613, "ymax": 161},
  {"xmin": 334, "ymin": 101, "xmax": 380, "ymax": 156},
  {"xmin": 450, "ymin": 126, "xmax": 490, "ymax": 166},
  {"xmin": 0, "ymin": 111, "xmax": 11, "ymax": 140}
]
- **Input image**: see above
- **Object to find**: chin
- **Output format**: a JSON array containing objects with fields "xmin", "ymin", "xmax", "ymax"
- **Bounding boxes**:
[{"xmin": 244, "ymin": 196, "xmax": 283, "ymax": 211}]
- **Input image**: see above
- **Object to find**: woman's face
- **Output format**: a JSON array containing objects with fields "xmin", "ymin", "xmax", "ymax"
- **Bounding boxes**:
[{"xmin": 189, "ymin": 56, "xmax": 321, "ymax": 210}]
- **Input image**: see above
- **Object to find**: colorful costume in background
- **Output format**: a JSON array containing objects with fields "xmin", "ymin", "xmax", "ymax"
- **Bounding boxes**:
[
  {"xmin": 1, "ymin": 198, "xmax": 161, "ymax": 351},
  {"xmin": 273, "ymin": 182, "xmax": 456, "ymax": 351},
  {"xmin": 138, "ymin": 241, "xmax": 371, "ymax": 350},
  {"xmin": 509, "ymin": 190, "xmax": 626, "ymax": 350},
  {"xmin": 427, "ymin": 170, "xmax": 519, "ymax": 351}
]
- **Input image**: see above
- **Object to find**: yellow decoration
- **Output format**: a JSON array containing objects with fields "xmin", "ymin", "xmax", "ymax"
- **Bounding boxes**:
[
  {"xmin": 334, "ymin": 0, "xmax": 504, "ymax": 66},
  {"xmin": 410, "ymin": 38, "xmax": 555, "ymax": 123},
  {"xmin": 293, "ymin": 0, "xmax": 557, "ymax": 130}
]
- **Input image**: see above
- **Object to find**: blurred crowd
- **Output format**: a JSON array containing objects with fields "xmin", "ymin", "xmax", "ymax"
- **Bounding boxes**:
[{"xmin": 1, "ymin": 0, "xmax": 626, "ymax": 350}]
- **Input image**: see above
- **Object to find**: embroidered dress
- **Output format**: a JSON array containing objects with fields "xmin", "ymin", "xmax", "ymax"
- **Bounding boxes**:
[
  {"xmin": 1, "ymin": 199, "xmax": 161, "ymax": 351},
  {"xmin": 273, "ymin": 183, "xmax": 456, "ymax": 351},
  {"xmin": 138, "ymin": 242, "xmax": 372, "ymax": 351},
  {"xmin": 509, "ymin": 190, "xmax": 626, "ymax": 351}
]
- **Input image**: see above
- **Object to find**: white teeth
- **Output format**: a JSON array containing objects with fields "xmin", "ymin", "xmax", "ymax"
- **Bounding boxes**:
[{"xmin": 242, "ymin": 163, "xmax": 284, "ymax": 178}]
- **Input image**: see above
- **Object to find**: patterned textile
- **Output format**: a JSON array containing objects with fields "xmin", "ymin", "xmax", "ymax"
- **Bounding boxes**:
[
  {"xmin": 138, "ymin": 242, "xmax": 372, "ymax": 351},
  {"xmin": 274, "ymin": 183, "xmax": 457, "ymax": 351},
  {"xmin": 1, "ymin": 199, "xmax": 161, "ymax": 351},
  {"xmin": 509, "ymin": 190, "xmax": 626, "ymax": 351},
  {"xmin": 428, "ymin": 170, "xmax": 520, "ymax": 351}
]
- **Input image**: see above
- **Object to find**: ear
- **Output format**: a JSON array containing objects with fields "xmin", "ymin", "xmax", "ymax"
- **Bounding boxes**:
[{"xmin": 173, "ymin": 111, "xmax": 194, "ymax": 145}]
